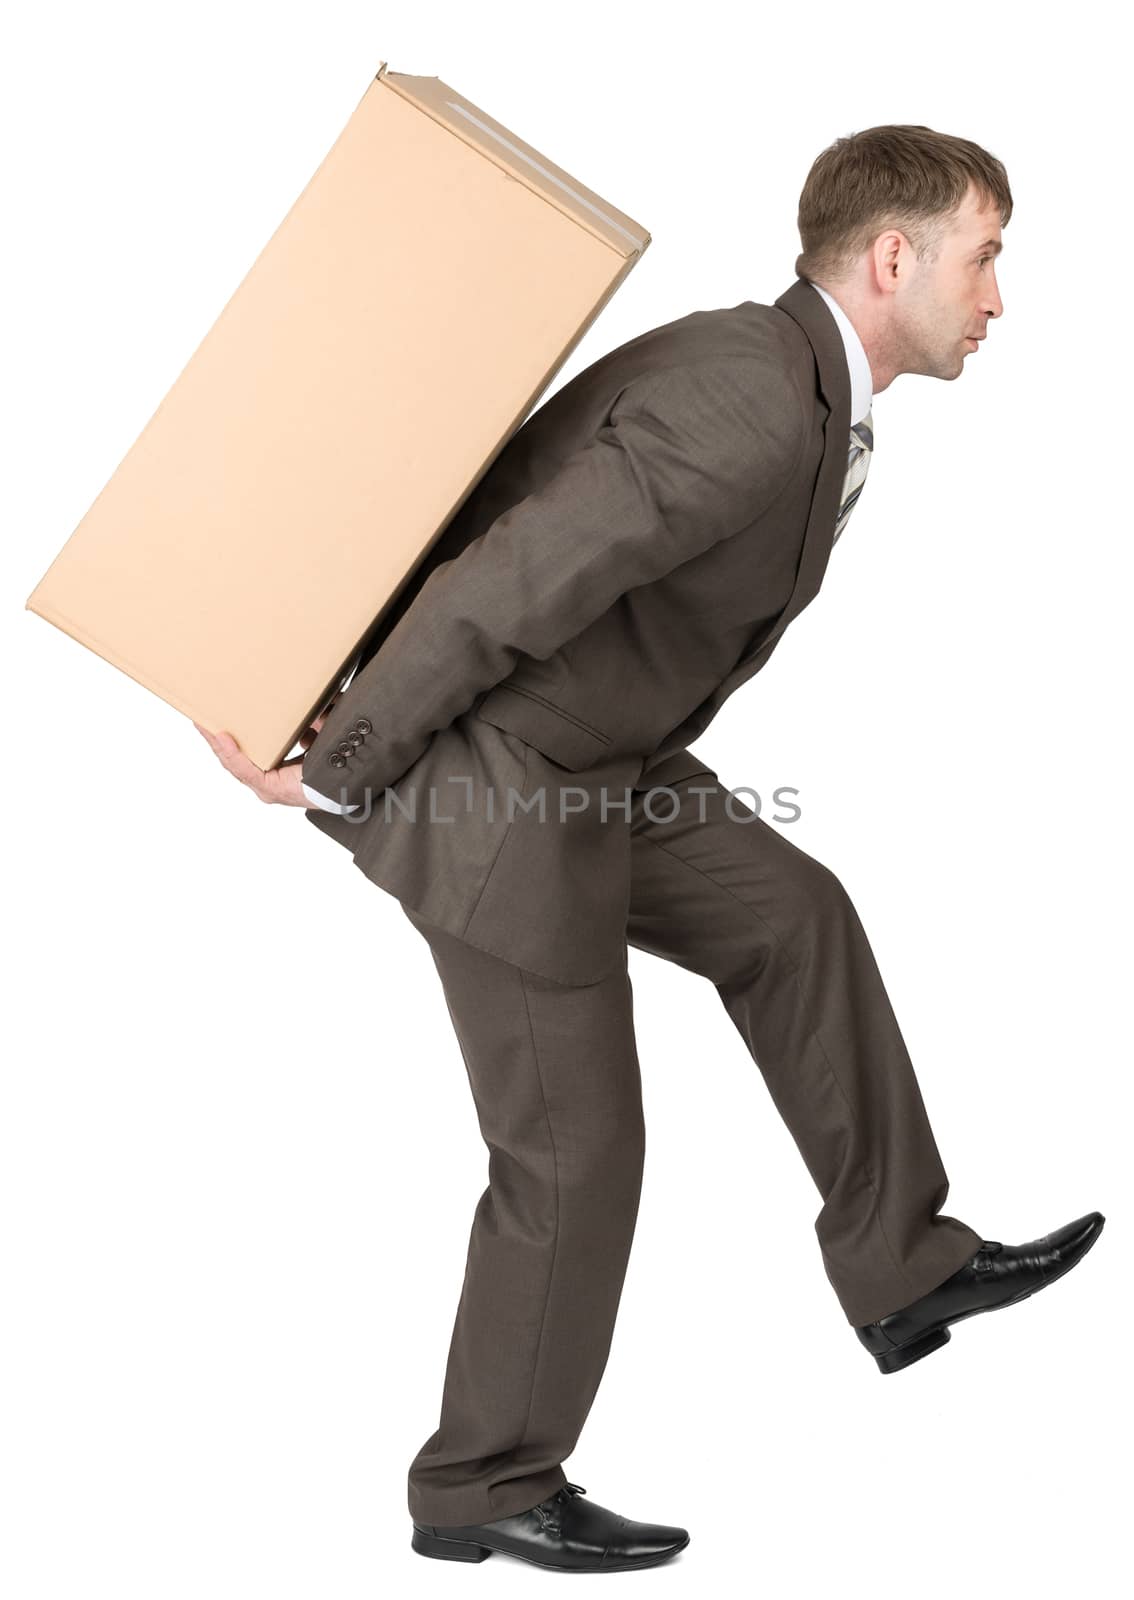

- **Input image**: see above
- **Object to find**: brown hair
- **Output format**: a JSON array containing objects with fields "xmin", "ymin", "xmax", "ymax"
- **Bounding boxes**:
[{"xmin": 794, "ymin": 124, "xmax": 1013, "ymax": 284}]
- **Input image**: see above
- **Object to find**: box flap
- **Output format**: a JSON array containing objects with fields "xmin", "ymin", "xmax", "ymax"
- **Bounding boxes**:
[{"xmin": 378, "ymin": 65, "xmax": 650, "ymax": 260}]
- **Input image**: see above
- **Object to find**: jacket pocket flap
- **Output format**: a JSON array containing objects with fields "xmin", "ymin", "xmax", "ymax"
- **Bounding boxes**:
[{"xmin": 472, "ymin": 683, "xmax": 612, "ymax": 772}]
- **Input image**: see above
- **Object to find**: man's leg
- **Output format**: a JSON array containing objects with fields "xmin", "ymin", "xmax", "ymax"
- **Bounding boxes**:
[
  {"xmin": 400, "ymin": 903, "xmax": 647, "ymax": 1528},
  {"xmin": 627, "ymin": 765, "xmax": 985, "ymax": 1328}
]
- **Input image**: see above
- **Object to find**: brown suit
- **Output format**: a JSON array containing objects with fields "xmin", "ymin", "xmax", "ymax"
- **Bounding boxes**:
[
  {"xmin": 304, "ymin": 278, "xmax": 852, "ymax": 986},
  {"xmin": 300, "ymin": 279, "xmax": 984, "ymax": 1526}
]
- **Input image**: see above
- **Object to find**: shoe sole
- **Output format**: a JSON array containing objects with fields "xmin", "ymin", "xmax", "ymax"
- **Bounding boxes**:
[
  {"xmin": 411, "ymin": 1524, "xmax": 691, "ymax": 1570},
  {"xmin": 872, "ymin": 1217, "xmax": 1106, "ymax": 1375}
]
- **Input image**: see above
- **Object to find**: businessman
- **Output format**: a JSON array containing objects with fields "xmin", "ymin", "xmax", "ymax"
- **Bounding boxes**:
[{"xmin": 197, "ymin": 124, "xmax": 1104, "ymax": 1574}]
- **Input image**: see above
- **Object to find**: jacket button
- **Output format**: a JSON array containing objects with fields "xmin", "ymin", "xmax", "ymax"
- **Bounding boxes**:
[
  {"xmin": 329, "ymin": 753, "xmax": 347, "ymax": 769},
  {"xmin": 337, "ymin": 741, "xmax": 354, "ymax": 756},
  {"xmin": 354, "ymin": 717, "xmax": 373, "ymax": 735},
  {"xmin": 346, "ymin": 729, "xmax": 364, "ymax": 747}
]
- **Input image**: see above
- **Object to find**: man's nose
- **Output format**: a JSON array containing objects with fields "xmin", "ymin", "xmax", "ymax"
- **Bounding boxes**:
[{"xmin": 983, "ymin": 268, "xmax": 1004, "ymax": 319}]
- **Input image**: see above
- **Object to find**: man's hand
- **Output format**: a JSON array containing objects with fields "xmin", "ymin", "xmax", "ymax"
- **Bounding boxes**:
[{"xmin": 194, "ymin": 706, "xmax": 332, "ymax": 807}]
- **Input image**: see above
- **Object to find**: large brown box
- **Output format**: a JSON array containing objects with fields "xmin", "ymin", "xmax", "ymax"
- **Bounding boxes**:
[{"xmin": 25, "ymin": 62, "xmax": 650, "ymax": 769}]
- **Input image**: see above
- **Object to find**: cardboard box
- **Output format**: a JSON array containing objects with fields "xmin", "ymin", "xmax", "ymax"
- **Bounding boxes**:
[{"xmin": 25, "ymin": 61, "xmax": 651, "ymax": 770}]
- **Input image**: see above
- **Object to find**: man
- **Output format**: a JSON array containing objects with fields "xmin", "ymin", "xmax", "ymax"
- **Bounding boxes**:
[{"xmin": 197, "ymin": 125, "xmax": 1104, "ymax": 1574}]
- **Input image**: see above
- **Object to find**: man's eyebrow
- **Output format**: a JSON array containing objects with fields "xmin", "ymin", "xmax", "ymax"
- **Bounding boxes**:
[{"xmin": 975, "ymin": 239, "xmax": 1003, "ymax": 256}]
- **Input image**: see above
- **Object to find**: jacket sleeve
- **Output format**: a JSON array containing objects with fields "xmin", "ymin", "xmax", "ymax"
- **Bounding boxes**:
[{"xmin": 300, "ymin": 355, "xmax": 805, "ymax": 810}]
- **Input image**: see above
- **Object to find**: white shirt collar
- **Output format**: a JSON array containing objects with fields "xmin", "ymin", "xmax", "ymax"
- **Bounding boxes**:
[{"xmin": 806, "ymin": 280, "xmax": 874, "ymax": 429}]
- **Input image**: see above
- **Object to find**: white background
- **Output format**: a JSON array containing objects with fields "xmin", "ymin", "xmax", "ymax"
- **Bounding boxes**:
[{"xmin": 3, "ymin": 2, "xmax": 1129, "ymax": 1595}]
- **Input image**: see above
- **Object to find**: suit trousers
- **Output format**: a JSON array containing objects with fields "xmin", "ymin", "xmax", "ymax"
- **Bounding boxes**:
[{"xmin": 400, "ymin": 764, "xmax": 985, "ymax": 1526}]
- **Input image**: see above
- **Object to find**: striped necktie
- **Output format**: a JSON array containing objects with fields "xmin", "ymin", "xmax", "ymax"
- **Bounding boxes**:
[{"xmin": 832, "ymin": 407, "xmax": 873, "ymax": 546}]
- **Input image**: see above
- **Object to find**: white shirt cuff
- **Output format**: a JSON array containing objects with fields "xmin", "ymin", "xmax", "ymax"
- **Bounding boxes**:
[{"xmin": 301, "ymin": 780, "xmax": 361, "ymax": 814}]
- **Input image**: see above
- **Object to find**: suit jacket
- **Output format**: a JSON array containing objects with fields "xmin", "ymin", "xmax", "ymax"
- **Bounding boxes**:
[{"xmin": 301, "ymin": 276, "xmax": 852, "ymax": 984}]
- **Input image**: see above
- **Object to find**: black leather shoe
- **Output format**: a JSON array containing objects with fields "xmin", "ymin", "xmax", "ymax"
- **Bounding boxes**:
[
  {"xmin": 855, "ymin": 1211, "xmax": 1105, "ymax": 1374},
  {"xmin": 411, "ymin": 1481, "xmax": 690, "ymax": 1571}
]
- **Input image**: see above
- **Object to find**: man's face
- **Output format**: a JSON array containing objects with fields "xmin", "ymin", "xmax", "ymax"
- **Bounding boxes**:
[{"xmin": 892, "ymin": 182, "xmax": 1004, "ymax": 379}]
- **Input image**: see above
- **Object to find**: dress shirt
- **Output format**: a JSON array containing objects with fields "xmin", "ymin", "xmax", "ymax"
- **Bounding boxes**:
[
  {"xmin": 301, "ymin": 773, "xmax": 362, "ymax": 812},
  {"xmin": 301, "ymin": 279, "xmax": 874, "ymax": 815},
  {"xmin": 806, "ymin": 279, "xmax": 874, "ymax": 428}
]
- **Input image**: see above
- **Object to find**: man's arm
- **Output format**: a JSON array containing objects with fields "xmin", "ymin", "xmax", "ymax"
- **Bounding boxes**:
[{"xmin": 301, "ymin": 356, "xmax": 805, "ymax": 810}]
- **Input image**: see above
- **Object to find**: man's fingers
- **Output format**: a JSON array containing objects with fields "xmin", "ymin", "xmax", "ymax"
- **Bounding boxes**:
[
  {"xmin": 195, "ymin": 722, "xmax": 238, "ymax": 756},
  {"xmin": 297, "ymin": 713, "xmax": 327, "ymax": 753},
  {"xmin": 195, "ymin": 723, "xmax": 265, "ymax": 787},
  {"xmin": 198, "ymin": 720, "xmax": 312, "ymax": 806}
]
